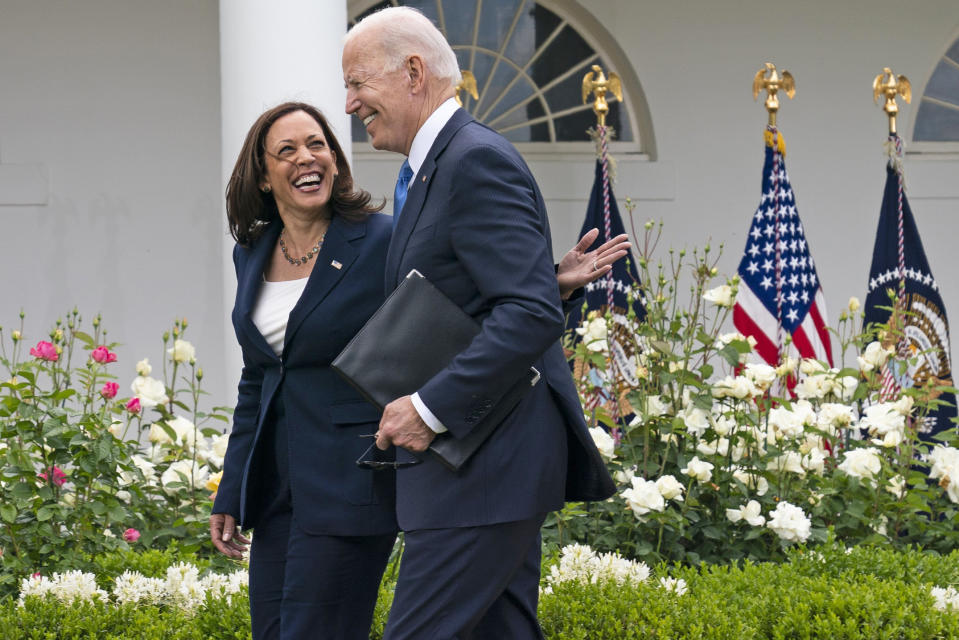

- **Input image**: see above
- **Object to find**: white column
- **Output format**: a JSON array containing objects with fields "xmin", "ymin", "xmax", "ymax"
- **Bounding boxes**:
[{"xmin": 219, "ymin": 0, "xmax": 349, "ymax": 400}]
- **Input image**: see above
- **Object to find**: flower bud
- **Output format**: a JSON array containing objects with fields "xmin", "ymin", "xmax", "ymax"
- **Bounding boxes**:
[
  {"xmin": 11, "ymin": 330, "xmax": 20, "ymax": 342},
  {"xmin": 848, "ymin": 296, "xmax": 861, "ymax": 312},
  {"xmin": 196, "ymin": 367, "xmax": 204, "ymax": 380},
  {"xmin": 644, "ymin": 220, "xmax": 654, "ymax": 230}
]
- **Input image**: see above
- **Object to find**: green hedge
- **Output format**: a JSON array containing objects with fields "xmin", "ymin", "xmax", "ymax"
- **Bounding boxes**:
[{"xmin": 8, "ymin": 543, "xmax": 959, "ymax": 639}]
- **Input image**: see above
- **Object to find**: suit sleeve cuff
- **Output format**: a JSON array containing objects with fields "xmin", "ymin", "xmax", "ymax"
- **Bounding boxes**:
[{"xmin": 411, "ymin": 392, "xmax": 448, "ymax": 434}]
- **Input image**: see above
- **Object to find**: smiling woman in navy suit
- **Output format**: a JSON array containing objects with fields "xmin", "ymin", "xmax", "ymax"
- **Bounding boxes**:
[{"xmin": 208, "ymin": 102, "xmax": 397, "ymax": 640}]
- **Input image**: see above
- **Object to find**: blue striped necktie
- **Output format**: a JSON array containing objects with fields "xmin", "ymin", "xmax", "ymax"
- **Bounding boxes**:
[{"xmin": 393, "ymin": 160, "xmax": 414, "ymax": 227}]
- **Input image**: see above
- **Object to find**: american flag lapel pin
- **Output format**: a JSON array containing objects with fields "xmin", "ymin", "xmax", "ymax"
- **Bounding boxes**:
[{"xmin": 331, "ymin": 260, "xmax": 342, "ymax": 270}]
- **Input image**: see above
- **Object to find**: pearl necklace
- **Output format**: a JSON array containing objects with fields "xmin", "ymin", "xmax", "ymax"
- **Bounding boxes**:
[{"xmin": 279, "ymin": 227, "xmax": 325, "ymax": 266}]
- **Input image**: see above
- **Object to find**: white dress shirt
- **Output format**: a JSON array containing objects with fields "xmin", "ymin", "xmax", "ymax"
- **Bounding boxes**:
[{"xmin": 406, "ymin": 97, "xmax": 460, "ymax": 434}]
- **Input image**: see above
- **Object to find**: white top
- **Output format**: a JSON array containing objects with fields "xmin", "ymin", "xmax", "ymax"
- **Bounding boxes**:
[
  {"xmin": 252, "ymin": 276, "xmax": 309, "ymax": 356},
  {"xmin": 404, "ymin": 97, "xmax": 460, "ymax": 435}
]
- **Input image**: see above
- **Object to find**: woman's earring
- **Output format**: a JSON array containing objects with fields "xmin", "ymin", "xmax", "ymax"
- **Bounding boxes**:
[{"xmin": 262, "ymin": 185, "xmax": 271, "ymax": 193}]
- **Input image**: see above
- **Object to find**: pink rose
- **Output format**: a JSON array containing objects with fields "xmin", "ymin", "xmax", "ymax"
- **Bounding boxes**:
[
  {"xmin": 122, "ymin": 528, "xmax": 140, "ymax": 543},
  {"xmin": 38, "ymin": 466, "xmax": 66, "ymax": 487},
  {"xmin": 125, "ymin": 397, "xmax": 141, "ymax": 414},
  {"xmin": 29, "ymin": 341, "xmax": 58, "ymax": 362},
  {"xmin": 100, "ymin": 381, "xmax": 119, "ymax": 399},
  {"xmin": 91, "ymin": 346, "xmax": 117, "ymax": 364},
  {"xmin": 31, "ymin": 572, "xmax": 41, "ymax": 579}
]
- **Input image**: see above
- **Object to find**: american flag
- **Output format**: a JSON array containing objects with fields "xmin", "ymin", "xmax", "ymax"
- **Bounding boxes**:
[{"xmin": 733, "ymin": 128, "xmax": 833, "ymax": 367}]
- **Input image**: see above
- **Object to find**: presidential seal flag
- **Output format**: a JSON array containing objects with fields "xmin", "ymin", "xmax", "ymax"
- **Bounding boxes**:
[
  {"xmin": 733, "ymin": 128, "xmax": 833, "ymax": 368},
  {"xmin": 863, "ymin": 157, "xmax": 957, "ymax": 437},
  {"xmin": 565, "ymin": 160, "xmax": 645, "ymax": 410}
]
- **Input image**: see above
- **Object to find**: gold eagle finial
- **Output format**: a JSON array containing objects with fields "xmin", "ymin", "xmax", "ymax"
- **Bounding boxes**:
[
  {"xmin": 872, "ymin": 67, "xmax": 911, "ymax": 135},
  {"xmin": 454, "ymin": 70, "xmax": 479, "ymax": 106},
  {"xmin": 582, "ymin": 65, "xmax": 623, "ymax": 127},
  {"xmin": 753, "ymin": 62, "xmax": 795, "ymax": 127}
]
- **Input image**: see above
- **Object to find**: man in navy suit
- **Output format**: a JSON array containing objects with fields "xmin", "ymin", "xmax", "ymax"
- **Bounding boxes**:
[{"xmin": 343, "ymin": 8, "xmax": 615, "ymax": 638}]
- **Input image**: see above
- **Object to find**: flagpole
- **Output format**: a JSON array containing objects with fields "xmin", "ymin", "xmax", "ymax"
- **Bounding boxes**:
[
  {"xmin": 753, "ymin": 63, "xmax": 795, "ymax": 363},
  {"xmin": 873, "ymin": 68, "xmax": 912, "ymax": 401},
  {"xmin": 583, "ymin": 65, "xmax": 624, "ymax": 422}
]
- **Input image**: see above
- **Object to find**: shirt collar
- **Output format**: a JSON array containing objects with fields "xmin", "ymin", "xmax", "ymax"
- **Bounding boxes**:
[{"xmin": 407, "ymin": 97, "xmax": 460, "ymax": 177}]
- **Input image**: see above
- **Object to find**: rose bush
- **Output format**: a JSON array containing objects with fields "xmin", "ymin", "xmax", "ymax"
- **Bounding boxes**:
[
  {"xmin": 0, "ymin": 311, "xmax": 232, "ymax": 596},
  {"xmin": 548, "ymin": 220, "xmax": 959, "ymax": 565}
]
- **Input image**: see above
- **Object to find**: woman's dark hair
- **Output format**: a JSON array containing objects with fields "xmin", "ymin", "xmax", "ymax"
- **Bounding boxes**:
[{"xmin": 226, "ymin": 101, "xmax": 382, "ymax": 246}]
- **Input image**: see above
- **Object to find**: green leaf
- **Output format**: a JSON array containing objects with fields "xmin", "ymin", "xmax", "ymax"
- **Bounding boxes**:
[
  {"xmin": 0, "ymin": 504, "xmax": 15, "ymax": 523},
  {"xmin": 35, "ymin": 505, "xmax": 56, "ymax": 521},
  {"xmin": 10, "ymin": 482, "xmax": 34, "ymax": 499}
]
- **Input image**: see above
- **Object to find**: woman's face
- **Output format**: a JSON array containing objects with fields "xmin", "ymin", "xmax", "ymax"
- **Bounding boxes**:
[{"xmin": 260, "ymin": 110, "xmax": 337, "ymax": 220}]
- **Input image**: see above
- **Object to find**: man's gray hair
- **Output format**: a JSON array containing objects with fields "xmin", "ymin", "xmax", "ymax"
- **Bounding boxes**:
[{"xmin": 345, "ymin": 6, "xmax": 462, "ymax": 88}]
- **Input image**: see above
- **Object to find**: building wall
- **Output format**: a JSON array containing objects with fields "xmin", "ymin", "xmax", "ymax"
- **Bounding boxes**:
[
  {"xmin": 0, "ymin": 1, "xmax": 228, "ymax": 402},
  {"xmin": 1, "ymin": 1, "xmax": 957, "ymax": 411}
]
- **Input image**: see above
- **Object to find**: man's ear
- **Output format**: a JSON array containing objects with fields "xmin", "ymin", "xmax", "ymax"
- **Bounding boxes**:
[{"xmin": 407, "ymin": 55, "xmax": 426, "ymax": 92}]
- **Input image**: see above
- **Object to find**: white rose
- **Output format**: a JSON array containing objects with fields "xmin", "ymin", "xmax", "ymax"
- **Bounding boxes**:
[
  {"xmin": 732, "ymin": 468, "xmax": 769, "ymax": 496},
  {"xmin": 712, "ymin": 415, "xmax": 735, "ymax": 437},
  {"xmin": 682, "ymin": 406, "xmax": 710, "ymax": 437},
  {"xmin": 801, "ymin": 446, "xmax": 827, "ymax": 475},
  {"xmin": 165, "ymin": 415, "xmax": 197, "ymax": 448},
  {"xmin": 208, "ymin": 433, "xmax": 230, "ymax": 469},
  {"xmin": 837, "ymin": 447, "xmax": 882, "ymax": 480},
  {"xmin": 681, "ymin": 456, "xmax": 714, "ymax": 482},
  {"xmin": 826, "ymin": 374, "xmax": 859, "ymax": 402},
  {"xmin": 794, "ymin": 374, "xmax": 828, "ymax": 400},
  {"xmin": 929, "ymin": 446, "xmax": 959, "ymax": 483},
  {"xmin": 818, "ymin": 403, "xmax": 855, "ymax": 434},
  {"xmin": 167, "ymin": 339, "xmax": 196, "ymax": 364},
  {"xmin": 697, "ymin": 437, "xmax": 729, "ymax": 457},
  {"xmin": 703, "ymin": 284, "xmax": 735, "ymax": 308},
  {"xmin": 148, "ymin": 422, "xmax": 174, "ymax": 445},
  {"xmin": 857, "ymin": 341, "xmax": 894, "ymax": 373},
  {"xmin": 886, "ymin": 475, "xmax": 906, "ymax": 499},
  {"xmin": 744, "ymin": 362, "xmax": 777, "ymax": 391},
  {"xmin": 799, "ymin": 358, "xmax": 827, "ymax": 375},
  {"xmin": 848, "ymin": 296, "xmax": 861, "ymax": 312},
  {"xmin": 893, "ymin": 395, "xmax": 914, "ymax": 416},
  {"xmin": 766, "ymin": 501, "xmax": 811, "ymax": 543},
  {"xmin": 655, "ymin": 475, "xmax": 685, "ymax": 502},
  {"xmin": 768, "ymin": 406, "xmax": 805, "ymax": 440},
  {"xmin": 614, "ymin": 466, "xmax": 637, "ymax": 485},
  {"xmin": 108, "ymin": 420, "xmax": 124, "ymax": 439},
  {"xmin": 711, "ymin": 376, "xmax": 759, "ymax": 400},
  {"xmin": 641, "ymin": 396, "xmax": 666, "ymax": 417},
  {"xmin": 161, "ymin": 459, "xmax": 209, "ymax": 491},
  {"xmin": 621, "ymin": 477, "xmax": 665, "ymax": 517},
  {"xmin": 131, "ymin": 376, "xmax": 167, "ymax": 408},
  {"xmin": 768, "ymin": 451, "xmax": 805, "ymax": 476},
  {"xmin": 589, "ymin": 427, "xmax": 616, "ymax": 460},
  {"xmin": 726, "ymin": 499, "xmax": 765, "ymax": 526},
  {"xmin": 135, "ymin": 358, "xmax": 152, "ymax": 377},
  {"xmin": 575, "ymin": 318, "xmax": 608, "ymax": 353},
  {"xmin": 775, "ymin": 356, "xmax": 798, "ymax": 377},
  {"xmin": 861, "ymin": 403, "xmax": 905, "ymax": 440}
]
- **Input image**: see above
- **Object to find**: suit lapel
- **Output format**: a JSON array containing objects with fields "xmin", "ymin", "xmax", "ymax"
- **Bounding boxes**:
[
  {"xmin": 284, "ymin": 215, "xmax": 362, "ymax": 350},
  {"xmin": 385, "ymin": 108, "xmax": 474, "ymax": 290}
]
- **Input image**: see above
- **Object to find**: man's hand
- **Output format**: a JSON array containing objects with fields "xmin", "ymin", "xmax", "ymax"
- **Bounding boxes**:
[
  {"xmin": 209, "ymin": 513, "xmax": 250, "ymax": 559},
  {"xmin": 377, "ymin": 395, "xmax": 436, "ymax": 453},
  {"xmin": 557, "ymin": 228, "xmax": 631, "ymax": 300}
]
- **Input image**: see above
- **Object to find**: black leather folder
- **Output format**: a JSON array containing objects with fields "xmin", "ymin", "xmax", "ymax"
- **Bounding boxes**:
[{"xmin": 332, "ymin": 269, "xmax": 540, "ymax": 471}]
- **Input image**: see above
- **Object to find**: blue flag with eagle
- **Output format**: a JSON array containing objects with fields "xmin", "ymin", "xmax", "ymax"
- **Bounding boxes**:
[
  {"xmin": 565, "ymin": 160, "xmax": 645, "ymax": 409},
  {"xmin": 864, "ymin": 162, "xmax": 956, "ymax": 437}
]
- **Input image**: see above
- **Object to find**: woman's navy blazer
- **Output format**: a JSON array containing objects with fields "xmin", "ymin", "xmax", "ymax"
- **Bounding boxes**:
[{"xmin": 212, "ymin": 213, "xmax": 397, "ymax": 536}]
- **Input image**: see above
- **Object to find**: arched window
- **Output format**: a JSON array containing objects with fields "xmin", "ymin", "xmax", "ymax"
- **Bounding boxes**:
[
  {"xmin": 913, "ymin": 36, "xmax": 959, "ymax": 143},
  {"xmin": 348, "ymin": 0, "xmax": 654, "ymax": 156}
]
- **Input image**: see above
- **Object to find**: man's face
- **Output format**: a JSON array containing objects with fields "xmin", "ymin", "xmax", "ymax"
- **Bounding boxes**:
[{"xmin": 343, "ymin": 39, "xmax": 415, "ymax": 155}]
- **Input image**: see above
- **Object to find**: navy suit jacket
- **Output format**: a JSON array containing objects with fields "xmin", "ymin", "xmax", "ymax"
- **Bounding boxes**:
[
  {"xmin": 386, "ymin": 109, "xmax": 615, "ymax": 531},
  {"xmin": 213, "ymin": 214, "xmax": 397, "ymax": 537}
]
